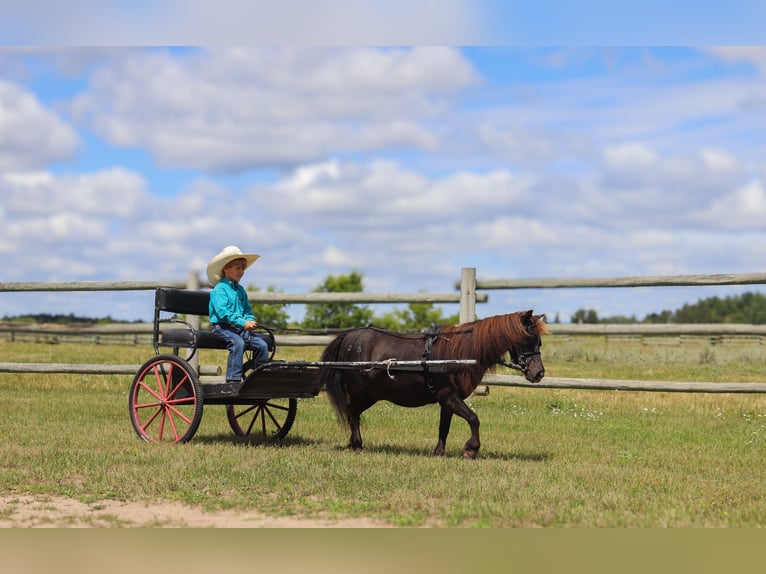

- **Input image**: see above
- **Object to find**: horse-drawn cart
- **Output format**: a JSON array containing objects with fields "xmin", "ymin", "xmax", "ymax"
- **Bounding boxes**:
[{"xmin": 128, "ymin": 288, "xmax": 475, "ymax": 444}]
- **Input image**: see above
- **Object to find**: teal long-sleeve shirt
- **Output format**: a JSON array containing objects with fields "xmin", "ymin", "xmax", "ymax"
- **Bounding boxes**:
[{"xmin": 209, "ymin": 278, "xmax": 255, "ymax": 328}]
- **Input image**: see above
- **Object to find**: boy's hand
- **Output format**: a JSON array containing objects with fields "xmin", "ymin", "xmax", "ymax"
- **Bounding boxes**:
[{"xmin": 245, "ymin": 320, "xmax": 258, "ymax": 331}]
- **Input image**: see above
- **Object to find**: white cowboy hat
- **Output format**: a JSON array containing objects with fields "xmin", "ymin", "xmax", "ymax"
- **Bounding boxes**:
[{"xmin": 206, "ymin": 245, "xmax": 260, "ymax": 285}]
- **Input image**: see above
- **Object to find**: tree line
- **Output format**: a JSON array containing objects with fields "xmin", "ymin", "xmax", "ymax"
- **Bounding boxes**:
[
  {"xmin": 0, "ymin": 312, "xmax": 142, "ymax": 325},
  {"xmin": 571, "ymin": 291, "xmax": 766, "ymax": 325},
  {"xmin": 251, "ymin": 271, "xmax": 459, "ymax": 332}
]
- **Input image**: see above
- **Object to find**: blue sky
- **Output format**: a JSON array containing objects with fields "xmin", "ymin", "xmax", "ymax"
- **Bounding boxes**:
[
  {"xmin": 2, "ymin": 5, "xmax": 766, "ymax": 323},
  {"xmin": 2, "ymin": 1, "xmax": 765, "ymax": 45}
]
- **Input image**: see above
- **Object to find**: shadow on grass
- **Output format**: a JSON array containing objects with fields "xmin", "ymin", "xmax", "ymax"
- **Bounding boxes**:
[
  {"xmin": 193, "ymin": 432, "xmax": 325, "ymax": 448},
  {"xmin": 189, "ymin": 433, "xmax": 551, "ymax": 461},
  {"xmin": 330, "ymin": 442, "xmax": 552, "ymax": 461},
  {"xmin": 479, "ymin": 450, "xmax": 551, "ymax": 462}
]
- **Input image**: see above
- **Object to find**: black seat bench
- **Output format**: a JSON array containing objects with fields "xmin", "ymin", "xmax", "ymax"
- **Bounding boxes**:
[{"xmin": 153, "ymin": 287, "xmax": 275, "ymax": 361}]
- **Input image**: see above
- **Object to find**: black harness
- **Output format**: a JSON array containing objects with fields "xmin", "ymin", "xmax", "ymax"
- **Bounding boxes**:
[
  {"xmin": 421, "ymin": 330, "xmax": 439, "ymax": 395},
  {"xmin": 355, "ymin": 324, "xmax": 540, "ymax": 395},
  {"xmin": 419, "ymin": 326, "xmax": 474, "ymax": 395}
]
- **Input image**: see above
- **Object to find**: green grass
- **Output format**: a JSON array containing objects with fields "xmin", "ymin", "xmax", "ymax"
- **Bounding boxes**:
[{"xmin": 2, "ymin": 335, "xmax": 766, "ymax": 527}]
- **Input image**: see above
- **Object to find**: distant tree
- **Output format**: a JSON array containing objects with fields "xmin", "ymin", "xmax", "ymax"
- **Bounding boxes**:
[
  {"xmin": 247, "ymin": 285, "xmax": 290, "ymax": 330},
  {"xmin": 301, "ymin": 272, "xmax": 374, "ymax": 329},
  {"xmin": 375, "ymin": 301, "xmax": 459, "ymax": 332},
  {"xmin": 644, "ymin": 310, "xmax": 674, "ymax": 324},
  {"xmin": 571, "ymin": 308, "xmax": 599, "ymax": 324},
  {"xmin": 738, "ymin": 292, "xmax": 766, "ymax": 324},
  {"xmin": 569, "ymin": 309, "xmax": 637, "ymax": 324},
  {"xmin": 672, "ymin": 292, "xmax": 766, "ymax": 324},
  {"xmin": 599, "ymin": 314, "xmax": 637, "ymax": 324}
]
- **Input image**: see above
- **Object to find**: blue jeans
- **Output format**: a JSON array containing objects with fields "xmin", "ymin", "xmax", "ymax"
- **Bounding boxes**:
[{"xmin": 212, "ymin": 324, "xmax": 270, "ymax": 382}]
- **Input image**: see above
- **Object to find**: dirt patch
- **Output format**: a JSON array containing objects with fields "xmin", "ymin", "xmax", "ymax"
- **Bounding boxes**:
[{"xmin": 0, "ymin": 495, "xmax": 392, "ymax": 528}]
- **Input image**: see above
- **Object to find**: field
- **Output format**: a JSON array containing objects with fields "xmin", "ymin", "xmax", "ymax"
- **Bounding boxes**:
[{"xmin": 1, "ymin": 334, "xmax": 766, "ymax": 527}]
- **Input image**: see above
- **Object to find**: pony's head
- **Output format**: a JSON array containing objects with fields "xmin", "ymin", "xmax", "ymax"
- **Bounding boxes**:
[{"xmin": 510, "ymin": 310, "xmax": 548, "ymax": 383}]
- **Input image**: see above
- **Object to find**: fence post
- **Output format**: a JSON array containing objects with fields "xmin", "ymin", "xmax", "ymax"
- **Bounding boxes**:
[
  {"xmin": 459, "ymin": 267, "xmax": 477, "ymax": 324},
  {"xmin": 187, "ymin": 270, "xmax": 201, "ymax": 374},
  {"xmin": 460, "ymin": 268, "xmax": 488, "ymax": 395}
]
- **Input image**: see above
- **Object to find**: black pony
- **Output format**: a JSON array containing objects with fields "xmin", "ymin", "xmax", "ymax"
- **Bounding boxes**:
[{"xmin": 319, "ymin": 310, "xmax": 548, "ymax": 459}]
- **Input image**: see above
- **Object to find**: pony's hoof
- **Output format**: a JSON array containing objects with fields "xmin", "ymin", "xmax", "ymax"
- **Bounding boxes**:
[{"xmin": 463, "ymin": 450, "xmax": 478, "ymax": 460}]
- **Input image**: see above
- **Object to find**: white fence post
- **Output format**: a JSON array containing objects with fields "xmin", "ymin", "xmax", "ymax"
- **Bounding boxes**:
[{"xmin": 459, "ymin": 267, "xmax": 477, "ymax": 324}]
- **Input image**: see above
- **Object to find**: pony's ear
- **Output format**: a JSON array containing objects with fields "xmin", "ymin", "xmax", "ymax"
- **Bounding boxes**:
[
  {"xmin": 520, "ymin": 309, "xmax": 534, "ymax": 330},
  {"xmin": 521, "ymin": 310, "xmax": 548, "ymax": 334},
  {"xmin": 521, "ymin": 309, "xmax": 534, "ymax": 321}
]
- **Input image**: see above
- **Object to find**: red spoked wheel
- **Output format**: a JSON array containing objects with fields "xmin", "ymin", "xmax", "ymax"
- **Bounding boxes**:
[
  {"xmin": 226, "ymin": 398, "xmax": 297, "ymax": 442},
  {"xmin": 129, "ymin": 355, "xmax": 204, "ymax": 443}
]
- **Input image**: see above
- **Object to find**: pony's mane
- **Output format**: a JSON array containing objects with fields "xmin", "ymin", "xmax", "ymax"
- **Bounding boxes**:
[
  {"xmin": 534, "ymin": 315, "xmax": 551, "ymax": 335},
  {"xmin": 437, "ymin": 312, "xmax": 548, "ymax": 367}
]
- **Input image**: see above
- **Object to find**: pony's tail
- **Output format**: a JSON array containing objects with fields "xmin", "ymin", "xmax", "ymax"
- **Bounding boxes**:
[{"xmin": 319, "ymin": 334, "xmax": 350, "ymax": 428}]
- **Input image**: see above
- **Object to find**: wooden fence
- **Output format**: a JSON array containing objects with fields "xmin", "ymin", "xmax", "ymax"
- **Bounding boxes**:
[
  {"xmin": 0, "ymin": 268, "xmax": 484, "ymax": 378},
  {"xmin": 3, "ymin": 269, "xmax": 766, "ymax": 393},
  {"xmin": 473, "ymin": 271, "xmax": 766, "ymax": 393}
]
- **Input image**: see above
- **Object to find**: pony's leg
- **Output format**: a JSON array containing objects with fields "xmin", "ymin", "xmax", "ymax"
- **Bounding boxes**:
[
  {"xmin": 346, "ymin": 394, "xmax": 375, "ymax": 452},
  {"xmin": 433, "ymin": 405, "xmax": 453, "ymax": 456},
  {"xmin": 348, "ymin": 410, "xmax": 363, "ymax": 452},
  {"xmin": 442, "ymin": 393, "xmax": 481, "ymax": 459}
]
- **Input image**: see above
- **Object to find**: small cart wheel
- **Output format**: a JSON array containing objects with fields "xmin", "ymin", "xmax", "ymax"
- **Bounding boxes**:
[
  {"xmin": 226, "ymin": 398, "xmax": 297, "ymax": 441},
  {"xmin": 129, "ymin": 354, "xmax": 204, "ymax": 443}
]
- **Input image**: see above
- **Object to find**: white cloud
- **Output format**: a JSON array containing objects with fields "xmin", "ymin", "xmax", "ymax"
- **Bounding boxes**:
[
  {"xmin": 321, "ymin": 245, "xmax": 353, "ymax": 267},
  {"xmin": 4, "ymin": 47, "xmax": 766, "ymax": 322},
  {"xmin": 701, "ymin": 147, "xmax": 739, "ymax": 173},
  {"xmin": 603, "ymin": 141, "xmax": 658, "ymax": 169},
  {"xmin": 692, "ymin": 180, "xmax": 766, "ymax": 229},
  {"xmin": 704, "ymin": 47, "xmax": 766, "ymax": 75},
  {"xmin": 262, "ymin": 160, "xmax": 540, "ymax": 265},
  {"xmin": 474, "ymin": 122, "xmax": 557, "ymax": 165},
  {"xmin": 2, "ymin": 167, "xmax": 149, "ymax": 217},
  {"xmin": 590, "ymin": 143, "xmax": 748, "ymax": 230},
  {"xmin": 0, "ymin": 167, "xmax": 156, "ymax": 281},
  {"xmin": 0, "ymin": 80, "xmax": 78, "ymax": 169},
  {"xmin": 70, "ymin": 47, "xmax": 479, "ymax": 172}
]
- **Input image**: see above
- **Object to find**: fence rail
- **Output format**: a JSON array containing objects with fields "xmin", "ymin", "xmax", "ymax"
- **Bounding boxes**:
[
  {"xmin": 469, "ymin": 270, "xmax": 766, "ymax": 393},
  {"xmin": 0, "ymin": 281, "xmax": 187, "ymax": 292},
  {"xmin": 0, "ymin": 324, "xmax": 336, "ymax": 347},
  {"xmin": 0, "ymin": 280, "xmax": 487, "ymax": 304},
  {"xmin": 0, "ymin": 362, "xmax": 222, "ymax": 376},
  {"xmin": 3, "ymin": 269, "xmax": 766, "ymax": 394},
  {"xmin": 0, "ymin": 270, "xmax": 484, "ymax": 378},
  {"xmin": 550, "ymin": 323, "xmax": 766, "ymax": 336},
  {"xmin": 470, "ymin": 272, "xmax": 766, "ymax": 290},
  {"xmin": 4, "ymin": 322, "xmax": 766, "ymax": 343},
  {"xmin": 483, "ymin": 374, "xmax": 766, "ymax": 394}
]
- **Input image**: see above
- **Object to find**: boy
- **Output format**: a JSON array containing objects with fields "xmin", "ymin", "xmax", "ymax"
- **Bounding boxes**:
[{"xmin": 207, "ymin": 245, "xmax": 270, "ymax": 383}]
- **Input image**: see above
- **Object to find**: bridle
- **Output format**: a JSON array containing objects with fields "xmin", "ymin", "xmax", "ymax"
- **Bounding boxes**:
[{"xmin": 499, "ymin": 339, "xmax": 542, "ymax": 374}]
